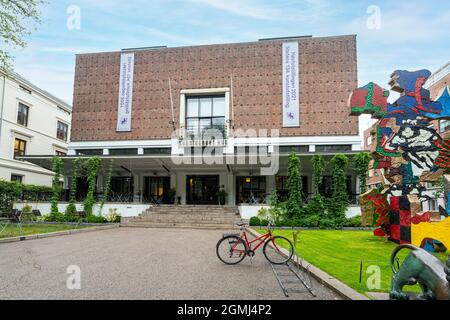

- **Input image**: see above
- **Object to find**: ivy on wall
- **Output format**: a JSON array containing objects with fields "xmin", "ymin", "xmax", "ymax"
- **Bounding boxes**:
[
  {"xmin": 83, "ymin": 156, "xmax": 102, "ymax": 215},
  {"xmin": 330, "ymin": 154, "xmax": 349, "ymax": 226},
  {"xmin": 311, "ymin": 154, "xmax": 325, "ymax": 195},
  {"xmin": 286, "ymin": 152, "xmax": 303, "ymax": 220},
  {"xmin": 50, "ymin": 156, "xmax": 64, "ymax": 214},
  {"xmin": 99, "ymin": 159, "xmax": 114, "ymax": 214},
  {"xmin": 65, "ymin": 157, "xmax": 83, "ymax": 216},
  {"xmin": 353, "ymin": 152, "xmax": 372, "ymax": 194}
]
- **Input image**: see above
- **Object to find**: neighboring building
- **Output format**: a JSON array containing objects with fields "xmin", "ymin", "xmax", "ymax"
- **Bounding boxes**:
[
  {"xmin": 0, "ymin": 72, "xmax": 71, "ymax": 185},
  {"xmin": 425, "ymin": 61, "xmax": 450, "ymax": 135},
  {"xmin": 23, "ymin": 35, "xmax": 361, "ymax": 213},
  {"xmin": 363, "ymin": 124, "xmax": 383, "ymax": 190}
]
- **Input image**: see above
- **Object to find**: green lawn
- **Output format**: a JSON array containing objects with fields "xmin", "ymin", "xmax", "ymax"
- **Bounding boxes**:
[
  {"xmin": 256, "ymin": 228, "xmax": 448, "ymax": 295},
  {"xmin": 0, "ymin": 223, "xmax": 90, "ymax": 239}
]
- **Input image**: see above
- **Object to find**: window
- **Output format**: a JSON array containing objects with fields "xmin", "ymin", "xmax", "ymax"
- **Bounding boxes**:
[
  {"xmin": 109, "ymin": 148, "xmax": 138, "ymax": 155},
  {"xmin": 76, "ymin": 149, "xmax": 103, "ymax": 156},
  {"xmin": 236, "ymin": 176, "xmax": 266, "ymax": 204},
  {"xmin": 315, "ymin": 145, "xmax": 352, "ymax": 153},
  {"xmin": 17, "ymin": 102, "xmax": 29, "ymax": 126},
  {"xmin": 143, "ymin": 148, "xmax": 172, "ymax": 155},
  {"xmin": 185, "ymin": 95, "xmax": 226, "ymax": 139},
  {"xmin": 11, "ymin": 174, "xmax": 23, "ymax": 183},
  {"xmin": 278, "ymin": 145, "xmax": 309, "ymax": 154},
  {"xmin": 19, "ymin": 86, "xmax": 32, "ymax": 94},
  {"xmin": 57, "ymin": 121, "xmax": 69, "ymax": 141},
  {"xmin": 440, "ymin": 120, "xmax": 450, "ymax": 133},
  {"xmin": 14, "ymin": 138, "xmax": 27, "ymax": 158}
]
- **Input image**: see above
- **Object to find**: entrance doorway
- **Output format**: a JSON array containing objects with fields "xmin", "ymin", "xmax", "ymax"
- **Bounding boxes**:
[{"xmin": 186, "ymin": 175, "xmax": 219, "ymax": 205}]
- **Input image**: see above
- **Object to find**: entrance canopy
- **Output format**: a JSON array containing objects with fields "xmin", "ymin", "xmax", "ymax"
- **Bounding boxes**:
[{"xmin": 20, "ymin": 151, "xmax": 360, "ymax": 176}]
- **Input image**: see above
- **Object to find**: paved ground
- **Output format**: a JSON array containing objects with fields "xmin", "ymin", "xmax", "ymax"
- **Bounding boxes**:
[{"xmin": 0, "ymin": 227, "xmax": 340, "ymax": 300}]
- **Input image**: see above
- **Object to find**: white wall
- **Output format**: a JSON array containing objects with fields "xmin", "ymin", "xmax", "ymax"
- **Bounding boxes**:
[
  {"xmin": 14, "ymin": 202, "xmax": 150, "ymax": 217},
  {"xmin": 239, "ymin": 204, "xmax": 361, "ymax": 220},
  {"xmin": 0, "ymin": 73, "xmax": 71, "ymax": 186}
]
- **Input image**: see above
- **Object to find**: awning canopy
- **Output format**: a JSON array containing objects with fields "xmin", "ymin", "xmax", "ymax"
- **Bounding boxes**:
[{"xmin": 19, "ymin": 151, "xmax": 360, "ymax": 176}]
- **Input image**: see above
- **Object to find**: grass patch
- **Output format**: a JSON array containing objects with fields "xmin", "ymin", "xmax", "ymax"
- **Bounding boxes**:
[
  {"xmin": 256, "ymin": 228, "xmax": 448, "ymax": 295},
  {"xmin": 0, "ymin": 223, "xmax": 91, "ymax": 239}
]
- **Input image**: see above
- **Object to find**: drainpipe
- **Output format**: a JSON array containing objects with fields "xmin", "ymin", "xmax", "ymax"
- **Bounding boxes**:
[{"xmin": 0, "ymin": 73, "xmax": 6, "ymax": 140}]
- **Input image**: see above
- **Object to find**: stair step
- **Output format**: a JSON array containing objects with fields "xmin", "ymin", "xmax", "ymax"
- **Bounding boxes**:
[{"xmin": 122, "ymin": 222, "xmax": 238, "ymax": 230}]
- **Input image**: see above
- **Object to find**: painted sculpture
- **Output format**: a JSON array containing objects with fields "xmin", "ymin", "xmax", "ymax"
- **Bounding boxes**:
[
  {"xmin": 390, "ymin": 244, "xmax": 450, "ymax": 300},
  {"xmin": 349, "ymin": 69, "xmax": 450, "ymax": 251}
]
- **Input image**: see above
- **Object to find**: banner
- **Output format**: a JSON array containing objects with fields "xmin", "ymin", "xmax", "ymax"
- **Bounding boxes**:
[
  {"xmin": 116, "ymin": 52, "xmax": 135, "ymax": 132},
  {"xmin": 282, "ymin": 42, "xmax": 299, "ymax": 127}
]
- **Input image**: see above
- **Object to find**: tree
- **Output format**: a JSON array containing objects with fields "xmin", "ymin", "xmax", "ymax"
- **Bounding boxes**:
[
  {"xmin": 353, "ymin": 152, "xmax": 372, "ymax": 194},
  {"xmin": 65, "ymin": 157, "xmax": 83, "ymax": 216},
  {"xmin": 0, "ymin": 0, "xmax": 45, "ymax": 72},
  {"xmin": 286, "ymin": 152, "xmax": 303, "ymax": 220}
]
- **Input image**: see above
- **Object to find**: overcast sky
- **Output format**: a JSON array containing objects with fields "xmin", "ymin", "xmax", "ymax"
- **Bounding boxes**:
[{"xmin": 7, "ymin": 0, "xmax": 450, "ymax": 137}]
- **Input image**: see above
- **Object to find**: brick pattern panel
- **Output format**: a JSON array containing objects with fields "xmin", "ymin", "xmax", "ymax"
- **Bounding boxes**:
[{"xmin": 71, "ymin": 35, "xmax": 358, "ymax": 141}]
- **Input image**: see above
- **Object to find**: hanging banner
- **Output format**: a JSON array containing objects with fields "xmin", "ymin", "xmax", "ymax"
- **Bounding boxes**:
[
  {"xmin": 116, "ymin": 52, "xmax": 135, "ymax": 132},
  {"xmin": 282, "ymin": 42, "xmax": 299, "ymax": 127}
]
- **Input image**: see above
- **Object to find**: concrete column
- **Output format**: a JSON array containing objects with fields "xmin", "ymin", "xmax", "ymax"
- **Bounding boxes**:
[
  {"xmin": 133, "ymin": 174, "xmax": 140, "ymax": 202},
  {"xmin": 266, "ymin": 174, "xmax": 276, "ymax": 195},
  {"xmin": 226, "ymin": 173, "xmax": 235, "ymax": 205}
]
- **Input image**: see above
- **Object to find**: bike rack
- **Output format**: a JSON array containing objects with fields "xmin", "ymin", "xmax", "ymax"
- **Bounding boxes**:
[{"xmin": 270, "ymin": 255, "xmax": 316, "ymax": 298}]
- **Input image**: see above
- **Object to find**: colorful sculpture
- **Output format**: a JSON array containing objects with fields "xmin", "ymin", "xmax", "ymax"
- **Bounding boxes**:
[{"xmin": 349, "ymin": 69, "xmax": 450, "ymax": 250}]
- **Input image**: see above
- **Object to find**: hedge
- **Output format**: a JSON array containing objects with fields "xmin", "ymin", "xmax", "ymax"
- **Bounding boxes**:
[{"xmin": 0, "ymin": 180, "xmax": 52, "ymax": 212}]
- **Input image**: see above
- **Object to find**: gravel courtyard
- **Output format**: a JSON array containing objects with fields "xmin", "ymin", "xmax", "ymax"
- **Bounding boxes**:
[{"xmin": 0, "ymin": 227, "xmax": 340, "ymax": 300}]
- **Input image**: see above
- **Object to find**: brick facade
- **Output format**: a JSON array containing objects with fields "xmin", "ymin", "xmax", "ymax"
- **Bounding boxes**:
[{"xmin": 71, "ymin": 35, "xmax": 358, "ymax": 142}]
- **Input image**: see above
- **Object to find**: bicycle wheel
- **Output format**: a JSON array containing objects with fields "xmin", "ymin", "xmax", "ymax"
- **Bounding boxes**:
[
  {"xmin": 263, "ymin": 236, "xmax": 294, "ymax": 265},
  {"xmin": 216, "ymin": 235, "xmax": 247, "ymax": 265}
]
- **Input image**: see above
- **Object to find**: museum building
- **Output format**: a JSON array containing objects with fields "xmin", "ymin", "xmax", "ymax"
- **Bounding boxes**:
[{"xmin": 24, "ymin": 35, "xmax": 362, "ymax": 215}]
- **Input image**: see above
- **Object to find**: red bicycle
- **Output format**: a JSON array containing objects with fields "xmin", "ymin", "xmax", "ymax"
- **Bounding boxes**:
[{"xmin": 216, "ymin": 222, "xmax": 294, "ymax": 265}]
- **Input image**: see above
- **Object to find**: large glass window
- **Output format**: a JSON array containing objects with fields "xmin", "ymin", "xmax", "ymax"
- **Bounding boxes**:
[
  {"xmin": 276, "ymin": 176, "xmax": 308, "ymax": 202},
  {"xmin": 17, "ymin": 102, "xmax": 29, "ymax": 126},
  {"xmin": 185, "ymin": 95, "xmax": 226, "ymax": 139},
  {"xmin": 11, "ymin": 174, "xmax": 23, "ymax": 183},
  {"xmin": 14, "ymin": 138, "xmax": 27, "ymax": 158},
  {"xmin": 236, "ymin": 176, "xmax": 266, "ymax": 204}
]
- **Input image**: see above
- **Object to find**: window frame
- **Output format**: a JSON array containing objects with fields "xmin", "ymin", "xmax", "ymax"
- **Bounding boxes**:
[
  {"xmin": 185, "ymin": 95, "xmax": 226, "ymax": 139},
  {"xmin": 17, "ymin": 102, "xmax": 30, "ymax": 127},
  {"xmin": 14, "ymin": 138, "xmax": 27, "ymax": 158},
  {"xmin": 11, "ymin": 174, "xmax": 24, "ymax": 183},
  {"xmin": 57, "ymin": 121, "xmax": 69, "ymax": 141}
]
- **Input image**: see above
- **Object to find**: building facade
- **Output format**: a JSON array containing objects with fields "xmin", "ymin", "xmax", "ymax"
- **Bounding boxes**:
[
  {"xmin": 0, "ymin": 72, "xmax": 71, "ymax": 185},
  {"xmin": 24, "ymin": 35, "xmax": 361, "ymax": 212}
]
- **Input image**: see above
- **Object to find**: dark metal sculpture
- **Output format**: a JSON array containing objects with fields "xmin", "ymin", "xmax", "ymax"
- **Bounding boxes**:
[{"xmin": 390, "ymin": 244, "xmax": 450, "ymax": 300}]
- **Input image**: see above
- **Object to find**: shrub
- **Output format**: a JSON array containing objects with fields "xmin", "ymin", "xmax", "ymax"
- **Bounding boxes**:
[
  {"xmin": 105, "ymin": 208, "xmax": 121, "ymax": 223},
  {"xmin": 86, "ymin": 214, "xmax": 107, "ymax": 224},
  {"xmin": 249, "ymin": 216, "xmax": 260, "ymax": 226},
  {"xmin": 344, "ymin": 215, "xmax": 362, "ymax": 227},
  {"xmin": 83, "ymin": 157, "xmax": 102, "ymax": 215},
  {"xmin": 0, "ymin": 180, "xmax": 22, "ymax": 212},
  {"xmin": 21, "ymin": 204, "xmax": 36, "ymax": 222},
  {"xmin": 318, "ymin": 218, "xmax": 337, "ymax": 229},
  {"xmin": 301, "ymin": 215, "xmax": 321, "ymax": 228}
]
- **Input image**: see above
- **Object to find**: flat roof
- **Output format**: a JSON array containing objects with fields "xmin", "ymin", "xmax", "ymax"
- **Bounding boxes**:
[{"xmin": 76, "ymin": 34, "xmax": 357, "ymax": 56}]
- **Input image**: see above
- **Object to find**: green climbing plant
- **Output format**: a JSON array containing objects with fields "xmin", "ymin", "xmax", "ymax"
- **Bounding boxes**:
[
  {"xmin": 329, "ymin": 154, "xmax": 349, "ymax": 227},
  {"xmin": 50, "ymin": 156, "xmax": 64, "ymax": 215},
  {"xmin": 286, "ymin": 152, "xmax": 303, "ymax": 220},
  {"xmin": 353, "ymin": 152, "xmax": 372, "ymax": 194},
  {"xmin": 83, "ymin": 156, "xmax": 102, "ymax": 215},
  {"xmin": 311, "ymin": 154, "xmax": 325, "ymax": 195},
  {"xmin": 65, "ymin": 157, "xmax": 83, "ymax": 216},
  {"xmin": 99, "ymin": 159, "xmax": 114, "ymax": 214}
]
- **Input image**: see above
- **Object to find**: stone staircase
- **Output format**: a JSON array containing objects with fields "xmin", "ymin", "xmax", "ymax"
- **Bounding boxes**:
[{"xmin": 121, "ymin": 205, "xmax": 242, "ymax": 230}]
